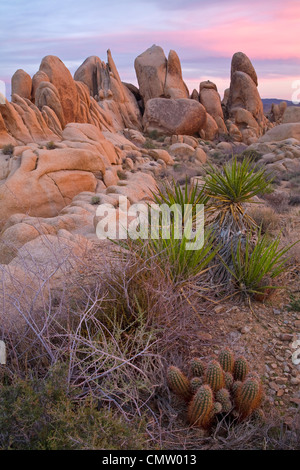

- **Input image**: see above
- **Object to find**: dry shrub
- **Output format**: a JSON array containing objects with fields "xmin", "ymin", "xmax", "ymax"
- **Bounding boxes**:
[
  {"xmin": 262, "ymin": 190, "xmax": 290, "ymax": 213},
  {"xmin": 247, "ymin": 205, "xmax": 280, "ymax": 233}
]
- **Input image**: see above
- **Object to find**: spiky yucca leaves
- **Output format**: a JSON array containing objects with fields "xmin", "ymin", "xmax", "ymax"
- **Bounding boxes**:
[
  {"xmin": 204, "ymin": 360, "xmax": 225, "ymax": 392},
  {"xmin": 224, "ymin": 372, "xmax": 234, "ymax": 390},
  {"xmin": 218, "ymin": 348, "xmax": 234, "ymax": 373},
  {"xmin": 233, "ymin": 356, "xmax": 249, "ymax": 382},
  {"xmin": 224, "ymin": 231, "xmax": 297, "ymax": 297},
  {"xmin": 204, "ymin": 157, "xmax": 272, "ymax": 232},
  {"xmin": 203, "ymin": 157, "xmax": 273, "ymax": 283},
  {"xmin": 215, "ymin": 388, "xmax": 232, "ymax": 413},
  {"xmin": 187, "ymin": 385, "xmax": 214, "ymax": 429},
  {"xmin": 190, "ymin": 377, "xmax": 203, "ymax": 394},
  {"xmin": 152, "ymin": 178, "xmax": 209, "ymax": 226},
  {"xmin": 190, "ymin": 358, "xmax": 205, "ymax": 377},
  {"xmin": 167, "ymin": 366, "xmax": 191, "ymax": 401},
  {"xmin": 235, "ymin": 378, "xmax": 261, "ymax": 420}
]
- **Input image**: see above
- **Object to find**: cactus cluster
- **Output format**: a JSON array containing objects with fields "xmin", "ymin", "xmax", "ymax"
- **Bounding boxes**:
[{"xmin": 166, "ymin": 348, "xmax": 264, "ymax": 431}]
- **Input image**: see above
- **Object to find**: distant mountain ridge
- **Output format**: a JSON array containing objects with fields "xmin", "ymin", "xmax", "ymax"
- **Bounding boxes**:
[{"xmin": 262, "ymin": 98, "xmax": 300, "ymax": 113}]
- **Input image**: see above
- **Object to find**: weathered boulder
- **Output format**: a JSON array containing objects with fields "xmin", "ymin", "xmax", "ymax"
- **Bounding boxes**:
[
  {"xmin": 39, "ymin": 55, "xmax": 80, "ymax": 124},
  {"xmin": 202, "ymin": 113, "xmax": 219, "ymax": 140},
  {"xmin": 134, "ymin": 45, "xmax": 189, "ymax": 103},
  {"xmin": 0, "ymin": 123, "xmax": 121, "ymax": 224},
  {"xmin": 199, "ymin": 80, "xmax": 226, "ymax": 134},
  {"xmin": 282, "ymin": 106, "xmax": 300, "ymax": 123},
  {"xmin": 75, "ymin": 51, "xmax": 142, "ymax": 131},
  {"xmin": 231, "ymin": 52, "xmax": 258, "ymax": 86},
  {"xmin": 148, "ymin": 149, "xmax": 174, "ymax": 165},
  {"xmin": 11, "ymin": 69, "xmax": 32, "ymax": 101},
  {"xmin": 143, "ymin": 98, "xmax": 206, "ymax": 136},
  {"xmin": 164, "ymin": 50, "xmax": 189, "ymax": 99},
  {"xmin": 134, "ymin": 45, "xmax": 167, "ymax": 103},
  {"xmin": 35, "ymin": 81, "xmax": 65, "ymax": 127},
  {"xmin": 258, "ymin": 123, "xmax": 300, "ymax": 142},
  {"xmin": 227, "ymin": 71, "xmax": 264, "ymax": 123}
]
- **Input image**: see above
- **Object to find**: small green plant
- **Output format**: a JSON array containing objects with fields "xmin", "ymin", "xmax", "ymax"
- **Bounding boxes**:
[
  {"xmin": 46, "ymin": 141, "xmax": 57, "ymax": 150},
  {"xmin": 2, "ymin": 144, "xmax": 14, "ymax": 156},
  {"xmin": 148, "ymin": 130, "xmax": 159, "ymax": 140},
  {"xmin": 143, "ymin": 138, "xmax": 156, "ymax": 149},
  {"xmin": 287, "ymin": 293, "xmax": 300, "ymax": 312},
  {"xmin": 117, "ymin": 170, "xmax": 127, "ymax": 180},
  {"xmin": 223, "ymin": 232, "xmax": 297, "ymax": 297},
  {"xmin": 91, "ymin": 196, "xmax": 100, "ymax": 205}
]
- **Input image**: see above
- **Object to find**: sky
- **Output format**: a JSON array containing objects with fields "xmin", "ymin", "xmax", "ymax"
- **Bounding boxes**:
[{"xmin": 0, "ymin": 0, "xmax": 299, "ymax": 101}]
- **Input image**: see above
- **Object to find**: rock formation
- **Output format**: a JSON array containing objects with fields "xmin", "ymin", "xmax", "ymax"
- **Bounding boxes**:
[
  {"xmin": 143, "ymin": 98, "xmax": 206, "ymax": 136},
  {"xmin": 134, "ymin": 45, "xmax": 189, "ymax": 103},
  {"xmin": 226, "ymin": 52, "xmax": 266, "ymax": 143}
]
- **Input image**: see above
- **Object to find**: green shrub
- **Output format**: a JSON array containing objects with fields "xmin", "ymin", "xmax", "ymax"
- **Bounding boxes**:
[
  {"xmin": 222, "ymin": 232, "xmax": 297, "ymax": 297},
  {"xmin": 46, "ymin": 141, "xmax": 57, "ymax": 150},
  {"xmin": 2, "ymin": 144, "xmax": 14, "ymax": 156},
  {"xmin": 204, "ymin": 157, "xmax": 273, "ymax": 232},
  {"xmin": 91, "ymin": 196, "xmax": 100, "ymax": 205},
  {"xmin": 287, "ymin": 294, "xmax": 300, "ymax": 312},
  {"xmin": 0, "ymin": 365, "xmax": 149, "ymax": 450}
]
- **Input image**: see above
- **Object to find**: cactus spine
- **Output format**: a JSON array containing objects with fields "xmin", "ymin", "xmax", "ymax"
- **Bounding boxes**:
[
  {"xmin": 218, "ymin": 348, "xmax": 234, "ymax": 373},
  {"xmin": 224, "ymin": 372, "xmax": 234, "ymax": 390},
  {"xmin": 204, "ymin": 360, "xmax": 225, "ymax": 392},
  {"xmin": 167, "ymin": 366, "xmax": 191, "ymax": 401},
  {"xmin": 233, "ymin": 356, "xmax": 249, "ymax": 382},
  {"xmin": 215, "ymin": 388, "xmax": 232, "ymax": 413},
  {"xmin": 188, "ymin": 385, "xmax": 213, "ymax": 429},
  {"xmin": 235, "ymin": 378, "xmax": 261, "ymax": 420},
  {"xmin": 190, "ymin": 377, "xmax": 203, "ymax": 394},
  {"xmin": 190, "ymin": 358, "xmax": 205, "ymax": 377}
]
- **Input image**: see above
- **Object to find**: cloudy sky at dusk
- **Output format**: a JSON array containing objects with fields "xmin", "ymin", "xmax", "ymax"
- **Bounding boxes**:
[{"xmin": 1, "ymin": 0, "xmax": 299, "ymax": 100}]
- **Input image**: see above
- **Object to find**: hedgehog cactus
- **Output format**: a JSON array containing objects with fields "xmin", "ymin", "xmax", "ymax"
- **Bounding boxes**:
[
  {"xmin": 209, "ymin": 401, "xmax": 223, "ymax": 419},
  {"xmin": 235, "ymin": 378, "xmax": 261, "ymax": 420},
  {"xmin": 224, "ymin": 372, "xmax": 234, "ymax": 390},
  {"xmin": 204, "ymin": 360, "xmax": 225, "ymax": 392},
  {"xmin": 167, "ymin": 366, "xmax": 191, "ymax": 401},
  {"xmin": 232, "ymin": 380, "xmax": 242, "ymax": 397},
  {"xmin": 233, "ymin": 356, "xmax": 249, "ymax": 382},
  {"xmin": 218, "ymin": 348, "xmax": 234, "ymax": 373},
  {"xmin": 190, "ymin": 358, "xmax": 205, "ymax": 377},
  {"xmin": 215, "ymin": 388, "xmax": 232, "ymax": 413},
  {"xmin": 188, "ymin": 385, "xmax": 214, "ymax": 429},
  {"xmin": 190, "ymin": 377, "xmax": 203, "ymax": 394}
]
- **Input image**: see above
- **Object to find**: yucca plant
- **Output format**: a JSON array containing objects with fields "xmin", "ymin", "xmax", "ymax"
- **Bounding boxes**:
[
  {"xmin": 204, "ymin": 157, "xmax": 272, "ymax": 233},
  {"xmin": 122, "ymin": 227, "xmax": 219, "ymax": 282},
  {"xmin": 117, "ymin": 179, "xmax": 219, "ymax": 282},
  {"xmin": 203, "ymin": 157, "xmax": 273, "ymax": 282},
  {"xmin": 223, "ymin": 231, "xmax": 297, "ymax": 297},
  {"xmin": 152, "ymin": 178, "xmax": 209, "ymax": 225}
]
